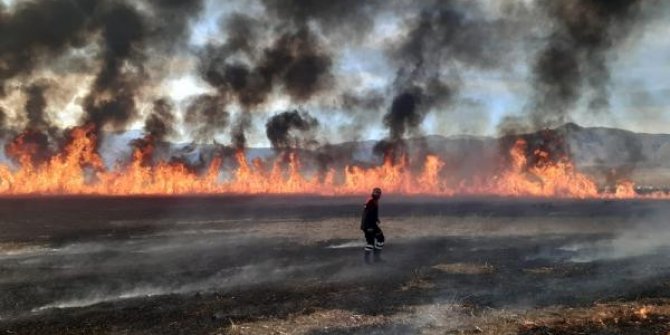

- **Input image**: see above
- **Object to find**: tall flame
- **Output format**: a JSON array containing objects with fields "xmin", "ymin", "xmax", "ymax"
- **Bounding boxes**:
[
  {"xmin": 486, "ymin": 139, "xmax": 599, "ymax": 198},
  {"xmin": 0, "ymin": 127, "xmax": 659, "ymax": 197}
]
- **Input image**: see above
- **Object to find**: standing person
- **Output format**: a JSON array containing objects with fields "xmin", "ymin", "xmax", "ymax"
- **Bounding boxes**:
[{"xmin": 361, "ymin": 187, "xmax": 384, "ymax": 263}]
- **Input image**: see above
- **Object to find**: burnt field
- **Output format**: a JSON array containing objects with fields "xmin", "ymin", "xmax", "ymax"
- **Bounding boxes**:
[{"xmin": 2, "ymin": 196, "xmax": 670, "ymax": 334}]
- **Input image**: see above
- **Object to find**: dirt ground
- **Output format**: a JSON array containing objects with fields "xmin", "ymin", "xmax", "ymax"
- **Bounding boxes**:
[{"xmin": 1, "ymin": 196, "xmax": 670, "ymax": 334}]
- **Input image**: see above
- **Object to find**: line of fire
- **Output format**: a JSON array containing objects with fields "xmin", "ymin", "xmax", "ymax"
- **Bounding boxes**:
[{"xmin": 0, "ymin": 122, "xmax": 651, "ymax": 197}]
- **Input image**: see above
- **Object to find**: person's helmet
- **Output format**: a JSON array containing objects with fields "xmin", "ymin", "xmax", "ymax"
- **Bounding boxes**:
[{"xmin": 372, "ymin": 187, "xmax": 382, "ymax": 199}]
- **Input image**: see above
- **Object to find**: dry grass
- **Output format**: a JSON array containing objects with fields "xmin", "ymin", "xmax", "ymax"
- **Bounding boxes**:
[
  {"xmin": 433, "ymin": 262, "xmax": 496, "ymax": 275},
  {"xmin": 401, "ymin": 267, "xmax": 436, "ymax": 291},
  {"xmin": 222, "ymin": 308, "xmax": 391, "ymax": 335},
  {"xmin": 0, "ymin": 242, "xmax": 45, "ymax": 255},
  {"xmin": 398, "ymin": 303, "xmax": 521, "ymax": 335},
  {"xmin": 517, "ymin": 301, "xmax": 670, "ymax": 334},
  {"xmin": 522, "ymin": 267, "xmax": 555, "ymax": 275},
  {"xmin": 216, "ymin": 297, "xmax": 670, "ymax": 335},
  {"xmin": 241, "ymin": 215, "xmax": 616, "ymax": 248}
]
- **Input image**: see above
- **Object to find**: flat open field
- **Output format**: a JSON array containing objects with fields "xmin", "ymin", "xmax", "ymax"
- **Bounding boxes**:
[{"xmin": 2, "ymin": 196, "xmax": 670, "ymax": 334}]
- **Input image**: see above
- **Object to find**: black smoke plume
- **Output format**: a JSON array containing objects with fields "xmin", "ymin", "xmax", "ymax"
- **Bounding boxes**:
[
  {"xmin": 267, "ymin": 29, "xmax": 333, "ymax": 101},
  {"xmin": 391, "ymin": 3, "xmax": 503, "ymax": 72},
  {"xmin": 24, "ymin": 83, "xmax": 49, "ymax": 130},
  {"xmin": 197, "ymin": 10, "xmax": 334, "ymax": 148},
  {"xmin": 385, "ymin": 90, "xmax": 425, "ymax": 143},
  {"xmin": 373, "ymin": 91, "xmax": 422, "ymax": 163},
  {"xmin": 1, "ymin": 0, "xmax": 207, "ymax": 133},
  {"xmin": 199, "ymin": 23, "xmax": 332, "ymax": 105},
  {"xmin": 265, "ymin": 110, "xmax": 319, "ymax": 151},
  {"xmin": 261, "ymin": 0, "xmax": 380, "ymax": 41},
  {"xmin": 529, "ymin": 0, "xmax": 644, "ymax": 127},
  {"xmin": 4, "ymin": 82, "xmax": 58, "ymax": 166},
  {"xmin": 146, "ymin": 0, "xmax": 205, "ymax": 51},
  {"xmin": 130, "ymin": 98, "xmax": 176, "ymax": 165},
  {"xmin": 0, "ymin": 0, "xmax": 100, "ymax": 95},
  {"xmin": 378, "ymin": 1, "xmax": 509, "ymax": 163},
  {"xmin": 184, "ymin": 94, "xmax": 229, "ymax": 142},
  {"xmin": 0, "ymin": 107, "xmax": 6, "ymax": 135},
  {"xmin": 337, "ymin": 89, "xmax": 385, "ymax": 141},
  {"xmin": 81, "ymin": 3, "xmax": 146, "ymax": 131},
  {"xmin": 341, "ymin": 90, "xmax": 385, "ymax": 113},
  {"xmin": 231, "ymin": 112, "xmax": 252, "ymax": 151},
  {"xmin": 144, "ymin": 98, "xmax": 175, "ymax": 141},
  {"xmin": 260, "ymin": 0, "xmax": 384, "ymax": 143}
]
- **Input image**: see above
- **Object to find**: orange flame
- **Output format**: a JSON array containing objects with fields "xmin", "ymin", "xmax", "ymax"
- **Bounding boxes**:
[
  {"xmin": 496, "ymin": 139, "xmax": 599, "ymax": 198},
  {"xmin": 635, "ymin": 306, "xmax": 651, "ymax": 319},
  {"xmin": 0, "ymin": 127, "xmax": 660, "ymax": 197}
]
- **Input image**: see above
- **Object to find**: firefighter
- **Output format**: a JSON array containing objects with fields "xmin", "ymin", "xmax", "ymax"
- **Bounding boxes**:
[{"xmin": 361, "ymin": 187, "xmax": 384, "ymax": 263}]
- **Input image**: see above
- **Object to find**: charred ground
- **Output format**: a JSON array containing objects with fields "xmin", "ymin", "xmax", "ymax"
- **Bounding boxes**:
[{"xmin": 1, "ymin": 196, "xmax": 670, "ymax": 334}]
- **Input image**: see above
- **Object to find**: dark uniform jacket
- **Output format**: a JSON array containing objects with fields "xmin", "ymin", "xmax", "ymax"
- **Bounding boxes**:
[{"xmin": 360, "ymin": 198, "xmax": 379, "ymax": 230}]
